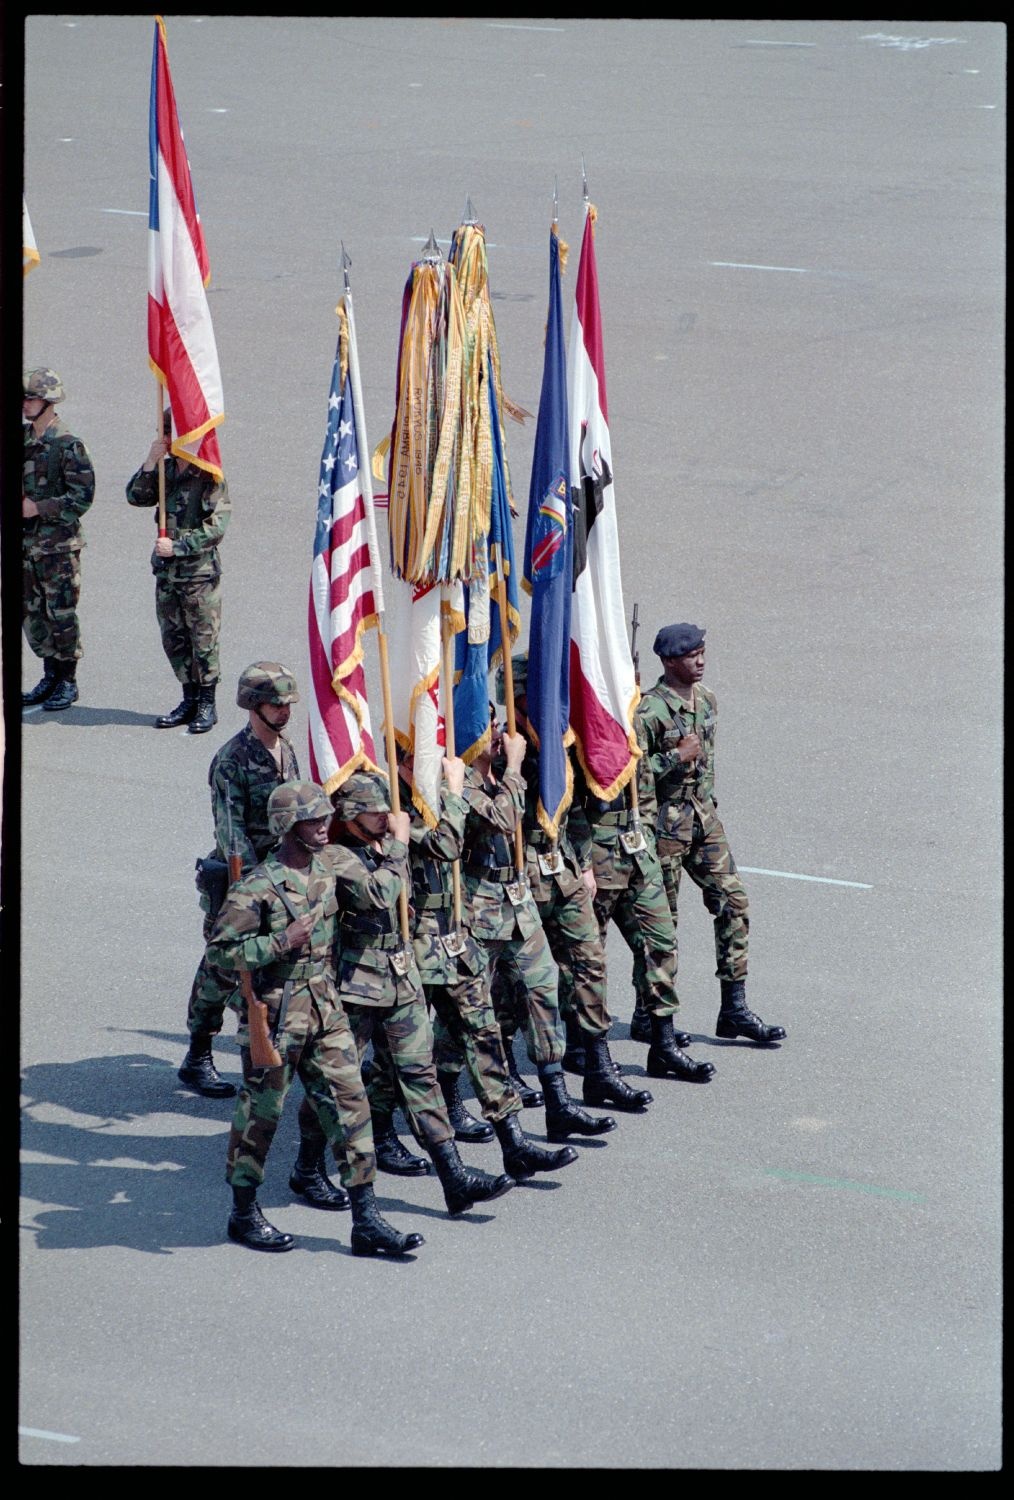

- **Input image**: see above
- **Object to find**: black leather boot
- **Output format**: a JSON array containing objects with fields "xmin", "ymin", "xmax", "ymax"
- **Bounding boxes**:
[
  {"xmin": 188, "ymin": 683, "xmax": 218, "ymax": 734},
  {"xmin": 493, "ymin": 1112, "xmax": 578, "ymax": 1179},
  {"xmin": 539, "ymin": 1067, "xmax": 617, "ymax": 1142},
  {"xmin": 583, "ymin": 1034, "xmax": 653, "ymax": 1112},
  {"xmin": 562, "ymin": 1011, "xmax": 587, "ymax": 1076},
  {"xmin": 631, "ymin": 1003, "xmax": 690, "ymax": 1049},
  {"xmin": 227, "ymin": 1186, "xmax": 296, "ymax": 1251},
  {"xmin": 647, "ymin": 1014, "xmax": 715, "ymax": 1081},
  {"xmin": 42, "ymin": 663, "xmax": 78, "ymax": 712},
  {"xmin": 716, "ymin": 980, "xmax": 786, "ymax": 1044},
  {"xmin": 22, "ymin": 658, "xmax": 58, "ymax": 706},
  {"xmin": 155, "ymin": 682, "xmax": 199, "ymax": 728},
  {"xmin": 289, "ymin": 1141, "xmax": 350, "ymax": 1210},
  {"xmin": 374, "ymin": 1118, "xmax": 431, "ymax": 1176},
  {"xmin": 503, "ymin": 1034, "xmax": 544, "ymax": 1108},
  {"xmin": 438, "ymin": 1069, "xmax": 494, "ymax": 1143},
  {"xmin": 178, "ymin": 1034, "xmax": 237, "ymax": 1097},
  {"xmin": 428, "ymin": 1139, "xmax": 514, "ymax": 1216},
  {"xmin": 348, "ymin": 1183, "xmax": 425, "ymax": 1257}
]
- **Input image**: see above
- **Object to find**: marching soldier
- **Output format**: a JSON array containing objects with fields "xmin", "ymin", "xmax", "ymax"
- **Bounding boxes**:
[
  {"xmin": 209, "ymin": 781, "xmax": 424, "ymax": 1257},
  {"xmin": 325, "ymin": 772, "xmax": 515, "ymax": 1217},
  {"xmin": 126, "ymin": 408, "xmax": 231, "ymax": 734},
  {"xmin": 490, "ymin": 655, "xmax": 652, "ymax": 1114},
  {"xmin": 369, "ymin": 749, "xmax": 578, "ymax": 1183},
  {"xmin": 633, "ymin": 623, "xmax": 786, "ymax": 1045},
  {"xmin": 459, "ymin": 710, "xmax": 616, "ymax": 1142},
  {"xmin": 21, "ymin": 368, "xmax": 95, "ymax": 712}
]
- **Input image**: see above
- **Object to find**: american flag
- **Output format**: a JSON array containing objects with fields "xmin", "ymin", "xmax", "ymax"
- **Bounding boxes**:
[{"xmin": 307, "ymin": 332, "xmax": 380, "ymax": 793}]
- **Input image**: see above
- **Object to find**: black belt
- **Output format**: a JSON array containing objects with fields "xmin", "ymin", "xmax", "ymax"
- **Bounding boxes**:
[
  {"xmin": 265, "ymin": 960, "xmax": 316, "ymax": 980},
  {"xmin": 415, "ymin": 893, "xmax": 452, "ymax": 910},
  {"xmin": 340, "ymin": 932, "xmax": 404, "ymax": 952},
  {"xmin": 594, "ymin": 811, "xmax": 633, "ymax": 827},
  {"xmin": 462, "ymin": 863, "xmax": 514, "ymax": 881}
]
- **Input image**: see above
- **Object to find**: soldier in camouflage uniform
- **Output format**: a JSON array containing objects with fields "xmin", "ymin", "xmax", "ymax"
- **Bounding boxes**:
[
  {"xmin": 324, "ymin": 772, "xmax": 514, "ymax": 1217},
  {"xmin": 459, "ymin": 712, "xmax": 615, "ymax": 1143},
  {"xmin": 368, "ymin": 749, "xmax": 578, "ymax": 1183},
  {"xmin": 489, "ymin": 655, "xmax": 652, "ymax": 1115},
  {"xmin": 634, "ymin": 622, "xmax": 786, "ymax": 1046},
  {"xmin": 567, "ymin": 702, "xmax": 716, "ymax": 1084},
  {"xmin": 178, "ymin": 663, "xmax": 301, "ymax": 1104},
  {"xmin": 210, "ymin": 781, "xmax": 425, "ymax": 1256},
  {"xmin": 21, "ymin": 369, "xmax": 95, "ymax": 712},
  {"xmin": 126, "ymin": 408, "xmax": 231, "ymax": 734}
]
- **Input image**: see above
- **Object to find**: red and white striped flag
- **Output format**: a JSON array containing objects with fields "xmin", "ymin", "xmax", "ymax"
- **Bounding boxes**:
[
  {"xmin": 147, "ymin": 16, "xmax": 224, "ymax": 479},
  {"xmin": 308, "ymin": 317, "xmax": 381, "ymax": 794},
  {"xmin": 567, "ymin": 204, "xmax": 640, "ymax": 800}
]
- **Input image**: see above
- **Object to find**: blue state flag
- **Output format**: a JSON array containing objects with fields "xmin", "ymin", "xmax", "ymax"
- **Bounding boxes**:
[{"xmin": 522, "ymin": 226, "xmax": 573, "ymax": 837}]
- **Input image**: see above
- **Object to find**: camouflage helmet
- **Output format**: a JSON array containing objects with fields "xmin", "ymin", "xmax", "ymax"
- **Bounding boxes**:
[
  {"xmin": 267, "ymin": 781, "xmax": 333, "ymax": 838},
  {"xmin": 494, "ymin": 652, "xmax": 528, "ymax": 705},
  {"xmin": 330, "ymin": 771, "xmax": 391, "ymax": 820},
  {"xmin": 236, "ymin": 661, "xmax": 300, "ymax": 709},
  {"xmin": 23, "ymin": 368, "xmax": 66, "ymax": 404}
]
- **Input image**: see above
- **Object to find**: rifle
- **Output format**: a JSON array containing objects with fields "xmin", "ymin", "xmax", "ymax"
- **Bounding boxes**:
[
  {"xmin": 621, "ymin": 600, "xmax": 647, "ymax": 855},
  {"xmin": 630, "ymin": 601, "xmax": 640, "ymax": 687},
  {"xmin": 225, "ymin": 800, "xmax": 281, "ymax": 1070}
]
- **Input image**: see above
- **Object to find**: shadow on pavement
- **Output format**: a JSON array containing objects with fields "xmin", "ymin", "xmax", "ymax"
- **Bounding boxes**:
[{"xmin": 22, "ymin": 704, "xmax": 161, "ymax": 728}]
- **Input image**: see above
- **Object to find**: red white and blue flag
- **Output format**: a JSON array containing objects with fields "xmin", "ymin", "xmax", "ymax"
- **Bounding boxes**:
[
  {"xmin": 567, "ymin": 205, "xmax": 640, "ymax": 801},
  {"xmin": 308, "ymin": 326, "xmax": 381, "ymax": 794},
  {"xmin": 148, "ymin": 16, "xmax": 224, "ymax": 479}
]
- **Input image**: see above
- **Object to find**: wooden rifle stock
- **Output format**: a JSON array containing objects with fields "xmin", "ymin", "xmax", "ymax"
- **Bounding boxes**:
[{"xmin": 229, "ymin": 849, "xmax": 282, "ymax": 1070}]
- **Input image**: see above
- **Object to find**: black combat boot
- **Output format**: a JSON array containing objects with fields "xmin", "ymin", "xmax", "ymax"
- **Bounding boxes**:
[
  {"xmin": 539, "ymin": 1066, "xmax": 617, "ymax": 1142},
  {"xmin": 289, "ymin": 1140, "xmax": 350, "ymax": 1210},
  {"xmin": 647, "ymin": 1014, "xmax": 715, "ymax": 1081},
  {"xmin": 227, "ymin": 1185, "xmax": 296, "ymax": 1252},
  {"xmin": 188, "ymin": 683, "xmax": 218, "ymax": 735},
  {"xmin": 178, "ymin": 1034, "xmax": 237, "ymax": 1097},
  {"xmin": 155, "ymin": 682, "xmax": 199, "ymax": 728},
  {"xmin": 493, "ymin": 1112, "xmax": 578, "ymax": 1179},
  {"xmin": 503, "ymin": 1033, "xmax": 544, "ymax": 1108},
  {"xmin": 562, "ymin": 1011, "xmax": 587, "ymax": 1076},
  {"xmin": 716, "ymin": 979, "xmax": 787, "ymax": 1044},
  {"xmin": 438, "ymin": 1069, "xmax": 494, "ymax": 1143},
  {"xmin": 22, "ymin": 658, "xmax": 59, "ymax": 706},
  {"xmin": 630, "ymin": 1002, "xmax": 690, "ymax": 1048},
  {"xmin": 348, "ymin": 1183, "xmax": 425, "ymax": 1257},
  {"xmin": 374, "ymin": 1117, "xmax": 431, "ymax": 1175},
  {"xmin": 583, "ymin": 1034, "xmax": 653, "ymax": 1112},
  {"xmin": 42, "ymin": 663, "xmax": 78, "ymax": 712},
  {"xmin": 428, "ymin": 1139, "xmax": 514, "ymax": 1216}
]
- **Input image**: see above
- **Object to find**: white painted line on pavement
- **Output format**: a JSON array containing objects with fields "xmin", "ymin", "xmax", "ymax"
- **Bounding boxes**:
[
  {"xmin": 709, "ymin": 261, "xmax": 812, "ymax": 274},
  {"xmin": 19, "ymin": 1427, "xmax": 80, "ymax": 1444},
  {"xmin": 103, "ymin": 209, "xmax": 147, "ymax": 216},
  {"xmin": 740, "ymin": 866, "xmax": 873, "ymax": 889},
  {"xmin": 739, "ymin": 40, "xmax": 817, "ymax": 47},
  {"xmin": 488, "ymin": 24, "xmax": 566, "ymax": 32}
]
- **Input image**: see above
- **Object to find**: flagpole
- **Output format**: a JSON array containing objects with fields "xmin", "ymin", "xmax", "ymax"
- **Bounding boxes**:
[
  {"xmin": 493, "ymin": 544, "xmax": 525, "ymax": 879},
  {"xmin": 155, "ymin": 384, "xmax": 167, "ymax": 538},
  {"xmin": 439, "ymin": 588, "xmax": 465, "ymax": 935},
  {"xmin": 341, "ymin": 246, "xmax": 410, "ymax": 947}
]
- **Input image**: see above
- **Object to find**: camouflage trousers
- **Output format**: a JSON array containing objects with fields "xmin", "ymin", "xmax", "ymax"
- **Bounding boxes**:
[
  {"xmin": 653, "ymin": 812, "xmax": 749, "ymax": 983},
  {"xmin": 398, "ymin": 974, "xmax": 524, "ymax": 1123},
  {"xmin": 483, "ymin": 926, "xmax": 565, "ymax": 1069},
  {"xmin": 23, "ymin": 548, "xmax": 83, "ymax": 661},
  {"xmin": 496, "ymin": 880, "xmax": 611, "ymax": 1041},
  {"xmin": 155, "ymin": 572, "xmax": 221, "ymax": 686},
  {"xmin": 226, "ymin": 993, "xmax": 376, "ymax": 1191},
  {"xmin": 341, "ymin": 999, "xmax": 454, "ymax": 1150},
  {"xmin": 188, "ymin": 910, "xmax": 236, "ymax": 1039},
  {"xmin": 595, "ymin": 866, "xmax": 681, "ymax": 1021}
]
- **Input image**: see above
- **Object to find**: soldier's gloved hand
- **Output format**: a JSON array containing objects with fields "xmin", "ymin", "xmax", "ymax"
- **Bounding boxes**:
[
  {"xmin": 22, "ymin": 497, "xmax": 39, "ymax": 518},
  {"xmin": 155, "ymin": 535, "xmax": 174, "ymax": 559},
  {"xmin": 144, "ymin": 435, "xmax": 170, "ymax": 470},
  {"xmin": 676, "ymin": 733, "xmax": 702, "ymax": 763},
  {"xmin": 282, "ymin": 913, "xmax": 314, "ymax": 951},
  {"xmin": 442, "ymin": 756, "xmax": 466, "ymax": 796},
  {"xmin": 503, "ymin": 732, "xmax": 526, "ymax": 773},
  {"xmin": 388, "ymin": 810, "xmax": 410, "ymax": 844}
]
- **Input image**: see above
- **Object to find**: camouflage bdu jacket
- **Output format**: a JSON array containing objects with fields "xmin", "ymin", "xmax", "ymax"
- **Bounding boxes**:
[
  {"xmin": 206, "ymin": 850, "xmax": 340, "ymax": 1040},
  {"xmin": 634, "ymin": 678, "xmax": 719, "ymax": 842},
  {"xmin": 461, "ymin": 766, "xmax": 541, "ymax": 943},
  {"xmin": 400, "ymin": 780, "xmax": 486, "ymax": 986},
  {"xmin": 519, "ymin": 738, "xmax": 592, "ymax": 905},
  {"xmin": 327, "ymin": 837, "xmax": 422, "ymax": 1006},
  {"xmin": 23, "ymin": 418, "xmax": 94, "ymax": 556},
  {"xmin": 209, "ymin": 726, "xmax": 300, "ymax": 869},
  {"xmin": 568, "ymin": 725, "xmax": 660, "ymax": 890},
  {"xmin": 125, "ymin": 459, "xmax": 231, "ymax": 582}
]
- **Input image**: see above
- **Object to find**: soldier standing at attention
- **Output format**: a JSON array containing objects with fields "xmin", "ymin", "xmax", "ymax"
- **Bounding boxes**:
[
  {"xmin": 209, "ymin": 781, "xmax": 424, "ymax": 1257},
  {"xmin": 634, "ymin": 623, "xmax": 786, "ymax": 1045},
  {"xmin": 326, "ymin": 772, "xmax": 515, "ymax": 1218},
  {"xmin": 21, "ymin": 368, "xmax": 95, "ymax": 712},
  {"xmin": 125, "ymin": 409, "xmax": 230, "ymax": 734}
]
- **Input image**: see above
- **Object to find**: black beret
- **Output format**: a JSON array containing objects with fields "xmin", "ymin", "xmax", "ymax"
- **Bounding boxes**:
[{"xmin": 653, "ymin": 623, "xmax": 706, "ymax": 658}]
